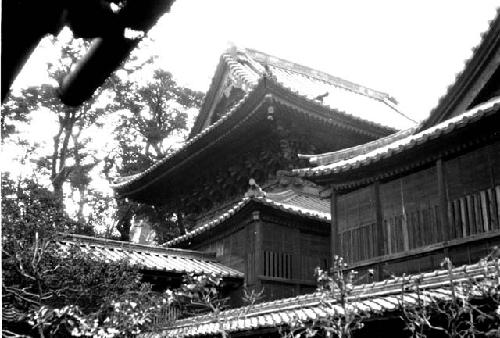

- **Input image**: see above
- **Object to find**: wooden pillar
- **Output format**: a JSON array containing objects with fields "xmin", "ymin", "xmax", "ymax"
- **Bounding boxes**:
[
  {"xmin": 437, "ymin": 159, "xmax": 450, "ymax": 243},
  {"xmin": 330, "ymin": 187, "xmax": 340, "ymax": 264},
  {"xmin": 373, "ymin": 181, "xmax": 385, "ymax": 280},
  {"xmin": 253, "ymin": 211, "xmax": 263, "ymax": 288},
  {"xmin": 373, "ymin": 182, "xmax": 385, "ymax": 256}
]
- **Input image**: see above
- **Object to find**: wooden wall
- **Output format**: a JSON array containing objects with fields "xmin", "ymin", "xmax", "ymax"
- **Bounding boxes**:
[
  {"xmin": 445, "ymin": 142, "xmax": 500, "ymax": 240},
  {"xmin": 261, "ymin": 221, "xmax": 329, "ymax": 283},
  {"xmin": 193, "ymin": 209, "xmax": 330, "ymax": 301},
  {"xmin": 380, "ymin": 166, "xmax": 440, "ymax": 255},
  {"xmin": 335, "ymin": 141, "xmax": 500, "ymax": 272},
  {"xmin": 196, "ymin": 224, "xmax": 253, "ymax": 282},
  {"xmin": 337, "ymin": 186, "xmax": 377, "ymax": 263}
]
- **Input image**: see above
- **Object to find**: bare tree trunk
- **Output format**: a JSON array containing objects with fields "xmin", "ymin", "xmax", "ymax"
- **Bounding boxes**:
[{"xmin": 77, "ymin": 186, "xmax": 85, "ymax": 223}]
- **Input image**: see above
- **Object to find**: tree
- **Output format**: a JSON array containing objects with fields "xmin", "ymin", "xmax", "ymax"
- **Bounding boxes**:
[
  {"xmin": 104, "ymin": 68, "xmax": 204, "ymax": 241},
  {"xmin": 2, "ymin": 173, "xmax": 173, "ymax": 337},
  {"xmin": 2, "ymin": 36, "xmax": 111, "ymax": 221}
]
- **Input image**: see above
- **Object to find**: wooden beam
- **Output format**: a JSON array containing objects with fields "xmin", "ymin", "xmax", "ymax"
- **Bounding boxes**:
[{"xmin": 330, "ymin": 187, "xmax": 339, "ymax": 263}]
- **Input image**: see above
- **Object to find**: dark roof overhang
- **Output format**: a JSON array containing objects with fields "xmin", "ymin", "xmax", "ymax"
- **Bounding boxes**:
[{"xmin": 113, "ymin": 76, "xmax": 397, "ymax": 203}]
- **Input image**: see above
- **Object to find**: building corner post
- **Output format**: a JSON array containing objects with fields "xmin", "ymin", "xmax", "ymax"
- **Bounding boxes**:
[
  {"xmin": 437, "ymin": 158, "xmax": 450, "ymax": 243},
  {"xmin": 252, "ymin": 211, "xmax": 263, "ymax": 288},
  {"xmin": 330, "ymin": 187, "xmax": 339, "ymax": 265}
]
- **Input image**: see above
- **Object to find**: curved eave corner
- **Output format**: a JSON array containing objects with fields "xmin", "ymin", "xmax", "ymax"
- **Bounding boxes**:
[
  {"xmin": 109, "ymin": 80, "xmax": 271, "ymax": 199},
  {"xmin": 166, "ymin": 196, "xmax": 331, "ymax": 248}
]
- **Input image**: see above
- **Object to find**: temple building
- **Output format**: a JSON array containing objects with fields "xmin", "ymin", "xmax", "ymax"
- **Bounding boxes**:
[
  {"xmin": 112, "ymin": 47, "xmax": 415, "ymax": 301},
  {"xmin": 112, "ymin": 8, "xmax": 500, "ymax": 337}
]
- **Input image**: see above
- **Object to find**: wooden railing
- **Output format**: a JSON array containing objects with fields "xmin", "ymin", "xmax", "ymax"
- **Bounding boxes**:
[
  {"xmin": 340, "ymin": 185, "xmax": 500, "ymax": 263},
  {"xmin": 448, "ymin": 186, "xmax": 500, "ymax": 239}
]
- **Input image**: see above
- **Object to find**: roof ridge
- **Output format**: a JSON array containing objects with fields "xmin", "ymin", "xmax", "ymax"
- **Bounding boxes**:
[
  {"xmin": 236, "ymin": 47, "xmax": 417, "ymax": 125},
  {"xmin": 240, "ymin": 48, "xmax": 395, "ymax": 102}
]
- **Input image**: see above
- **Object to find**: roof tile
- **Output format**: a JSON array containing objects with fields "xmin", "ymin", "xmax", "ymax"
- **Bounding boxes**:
[
  {"xmin": 165, "ymin": 192, "xmax": 330, "ymax": 247},
  {"xmin": 293, "ymin": 97, "xmax": 500, "ymax": 179},
  {"xmin": 155, "ymin": 259, "xmax": 499, "ymax": 337},
  {"xmin": 58, "ymin": 234, "xmax": 243, "ymax": 278}
]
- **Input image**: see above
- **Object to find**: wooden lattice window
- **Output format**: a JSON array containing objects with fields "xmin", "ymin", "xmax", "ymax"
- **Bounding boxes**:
[{"xmin": 263, "ymin": 251, "xmax": 292, "ymax": 279}]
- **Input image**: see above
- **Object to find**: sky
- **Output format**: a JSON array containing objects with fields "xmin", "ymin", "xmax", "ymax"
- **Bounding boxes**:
[{"xmin": 15, "ymin": 1, "xmax": 499, "ymax": 123}]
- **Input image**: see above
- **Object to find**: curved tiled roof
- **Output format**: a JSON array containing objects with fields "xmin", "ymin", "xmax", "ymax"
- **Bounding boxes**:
[
  {"xmin": 165, "ymin": 195, "xmax": 330, "ymax": 247},
  {"xmin": 113, "ymin": 47, "xmax": 412, "ymax": 194},
  {"xmin": 149, "ymin": 259, "xmax": 499, "ymax": 337},
  {"xmin": 213, "ymin": 48, "xmax": 415, "ymax": 131},
  {"xmin": 292, "ymin": 96, "xmax": 500, "ymax": 179},
  {"xmin": 110, "ymin": 84, "xmax": 260, "ymax": 190},
  {"xmin": 298, "ymin": 127, "xmax": 417, "ymax": 167},
  {"xmin": 58, "ymin": 234, "xmax": 244, "ymax": 278}
]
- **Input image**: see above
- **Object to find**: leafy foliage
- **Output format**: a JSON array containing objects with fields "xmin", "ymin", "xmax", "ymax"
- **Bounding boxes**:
[
  {"xmin": 2, "ymin": 36, "xmax": 113, "ymax": 225},
  {"xmin": 2, "ymin": 173, "xmax": 173, "ymax": 337},
  {"xmin": 103, "ymin": 68, "xmax": 204, "ymax": 241},
  {"xmin": 174, "ymin": 273, "xmax": 228, "ymax": 317}
]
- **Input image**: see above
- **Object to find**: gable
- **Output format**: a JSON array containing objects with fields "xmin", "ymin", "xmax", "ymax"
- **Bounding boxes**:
[{"xmin": 190, "ymin": 47, "xmax": 416, "ymax": 138}]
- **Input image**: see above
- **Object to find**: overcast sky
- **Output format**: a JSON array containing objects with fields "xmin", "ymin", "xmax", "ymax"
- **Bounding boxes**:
[{"xmin": 14, "ymin": 1, "xmax": 500, "ymax": 123}]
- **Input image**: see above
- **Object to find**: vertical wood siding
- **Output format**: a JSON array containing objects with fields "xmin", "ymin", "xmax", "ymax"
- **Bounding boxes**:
[
  {"xmin": 337, "ymin": 141, "xmax": 500, "ymax": 266},
  {"xmin": 338, "ymin": 186, "xmax": 376, "ymax": 263},
  {"xmin": 446, "ymin": 142, "xmax": 500, "ymax": 240}
]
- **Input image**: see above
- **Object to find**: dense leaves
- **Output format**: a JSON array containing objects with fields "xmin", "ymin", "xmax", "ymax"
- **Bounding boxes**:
[
  {"xmin": 104, "ymin": 68, "xmax": 203, "ymax": 241},
  {"xmin": 2, "ymin": 174, "xmax": 174, "ymax": 337},
  {"xmin": 2, "ymin": 36, "xmax": 112, "ymax": 225}
]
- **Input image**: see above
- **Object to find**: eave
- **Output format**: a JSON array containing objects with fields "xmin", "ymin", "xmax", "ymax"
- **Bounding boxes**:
[
  {"xmin": 165, "ymin": 196, "xmax": 330, "ymax": 248},
  {"xmin": 112, "ymin": 77, "xmax": 398, "ymax": 203},
  {"xmin": 57, "ymin": 234, "xmax": 244, "ymax": 279},
  {"xmin": 291, "ymin": 98, "xmax": 500, "ymax": 191}
]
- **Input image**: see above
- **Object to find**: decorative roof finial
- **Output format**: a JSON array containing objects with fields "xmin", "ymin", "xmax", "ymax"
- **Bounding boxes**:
[
  {"xmin": 245, "ymin": 178, "xmax": 266, "ymax": 198},
  {"xmin": 314, "ymin": 92, "xmax": 329, "ymax": 103}
]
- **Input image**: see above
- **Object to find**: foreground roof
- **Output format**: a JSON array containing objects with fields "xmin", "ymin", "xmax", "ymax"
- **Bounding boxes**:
[
  {"xmin": 292, "ymin": 96, "xmax": 500, "ymax": 180},
  {"xmin": 165, "ymin": 192, "xmax": 330, "ymax": 247},
  {"xmin": 149, "ymin": 259, "xmax": 499, "ymax": 337},
  {"xmin": 112, "ymin": 47, "xmax": 413, "ymax": 200},
  {"xmin": 58, "ymin": 234, "xmax": 243, "ymax": 278}
]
